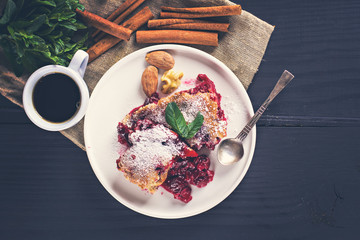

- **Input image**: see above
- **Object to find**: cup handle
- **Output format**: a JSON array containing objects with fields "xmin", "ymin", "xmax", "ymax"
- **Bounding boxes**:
[{"xmin": 68, "ymin": 50, "xmax": 89, "ymax": 78}]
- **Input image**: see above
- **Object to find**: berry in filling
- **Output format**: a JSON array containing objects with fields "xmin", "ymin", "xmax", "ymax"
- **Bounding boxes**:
[{"xmin": 161, "ymin": 155, "xmax": 214, "ymax": 203}]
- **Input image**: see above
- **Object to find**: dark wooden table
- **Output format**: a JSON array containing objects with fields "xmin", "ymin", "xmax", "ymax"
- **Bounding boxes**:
[{"xmin": 1, "ymin": 0, "xmax": 360, "ymax": 239}]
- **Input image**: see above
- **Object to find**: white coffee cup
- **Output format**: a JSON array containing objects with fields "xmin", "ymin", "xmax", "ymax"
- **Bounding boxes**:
[{"xmin": 23, "ymin": 50, "xmax": 89, "ymax": 131}]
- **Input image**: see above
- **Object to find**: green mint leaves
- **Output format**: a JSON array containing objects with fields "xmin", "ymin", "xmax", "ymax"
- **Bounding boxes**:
[
  {"xmin": 0, "ymin": 0, "xmax": 88, "ymax": 76},
  {"xmin": 165, "ymin": 102, "xmax": 204, "ymax": 139}
]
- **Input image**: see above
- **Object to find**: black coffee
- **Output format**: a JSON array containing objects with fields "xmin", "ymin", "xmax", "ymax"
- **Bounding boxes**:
[{"xmin": 32, "ymin": 73, "xmax": 81, "ymax": 123}]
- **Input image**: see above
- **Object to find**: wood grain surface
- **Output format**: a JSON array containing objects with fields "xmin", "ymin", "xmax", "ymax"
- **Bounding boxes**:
[{"xmin": 1, "ymin": 0, "xmax": 360, "ymax": 239}]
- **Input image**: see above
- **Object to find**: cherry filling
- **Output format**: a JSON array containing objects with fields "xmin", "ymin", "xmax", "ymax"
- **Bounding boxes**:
[
  {"xmin": 117, "ymin": 122, "xmax": 132, "ymax": 146},
  {"xmin": 161, "ymin": 155, "xmax": 214, "ymax": 203},
  {"xmin": 144, "ymin": 92, "xmax": 160, "ymax": 105}
]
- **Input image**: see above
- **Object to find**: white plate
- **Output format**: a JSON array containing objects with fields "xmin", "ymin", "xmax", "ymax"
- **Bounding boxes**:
[{"xmin": 84, "ymin": 44, "xmax": 256, "ymax": 219}]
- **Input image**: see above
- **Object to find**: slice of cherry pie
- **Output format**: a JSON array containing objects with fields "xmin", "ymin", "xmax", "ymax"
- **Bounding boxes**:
[
  {"xmin": 116, "ymin": 74, "xmax": 227, "ymax": 201},
  {"xmin": 122, "ymin": 74, "xmax": 227, "ymax": 150}
]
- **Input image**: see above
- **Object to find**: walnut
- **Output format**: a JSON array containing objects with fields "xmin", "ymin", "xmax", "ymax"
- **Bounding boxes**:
[{"xmin": 160, "ymin": 69, "xmax": 183, "ymax": 94}]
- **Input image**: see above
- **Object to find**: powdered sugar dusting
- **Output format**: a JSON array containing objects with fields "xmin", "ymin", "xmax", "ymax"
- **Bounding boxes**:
[
  {"xmin": 221, "ymin": 95, "xmax": 237, "ymax": 122},
  {"xmin": 221, "ymin": 95, "xmax": 246, "ymax": 133},
  {"xmin": 179, "ymin": 94, "xmax": 209, "ymax": 123},
  {"xmin": 119, "ymin": 124, "xmax": 184, "ymax": 184}
]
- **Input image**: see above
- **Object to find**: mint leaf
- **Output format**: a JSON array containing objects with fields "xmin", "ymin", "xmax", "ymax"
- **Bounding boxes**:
[
  {"xmin": 186, "ymin": 111, "xmax": 204, "ymax": 138},
  {"xmin": 26, "ymin": 14, "xmax": 47, "ymax": 33},
  {"xmin": 165, "ymin": 102, "xmax": 204, "ymax": 139},
  {"xmin": 30, "ymin": 1, "xmax": 56, "ymax": 8},
  {"xmin": 165, "ymin": 102, "xmax": 188, "ymax": 138},
  {"xmin": 0, "ymin": 0, "xmax": 16, "ymax": 25}
]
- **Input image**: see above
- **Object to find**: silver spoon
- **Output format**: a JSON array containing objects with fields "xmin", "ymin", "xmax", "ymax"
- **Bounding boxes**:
[{"xmin": 217, "ymin": 70, "xmax": 295, "ymax": 165}]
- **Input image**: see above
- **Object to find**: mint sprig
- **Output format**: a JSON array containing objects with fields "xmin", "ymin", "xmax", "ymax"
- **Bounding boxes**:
[
  {"xmin": 0, "ymin": 0, "xmax": 88, "ymax": 76},
  {"xmin": 165, "ymin": 102, "xmax": 204, "ymax": 139}
]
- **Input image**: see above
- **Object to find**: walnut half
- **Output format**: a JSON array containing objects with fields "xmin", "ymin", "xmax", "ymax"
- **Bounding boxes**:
[{"xmin": 160, "ymin": 69, "xmax": 184, "ymax": 94}]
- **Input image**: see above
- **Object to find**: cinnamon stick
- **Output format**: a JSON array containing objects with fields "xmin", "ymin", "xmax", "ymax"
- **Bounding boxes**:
[
  {"xmin": 136, "ymin": 30, "xmax": 218, "ymax": 46},
  {"xmin": 87, "ymin": 7, "xmax": 154, "ymax": 63},
  {"xmin": 93, "ymin": 0, "xmax": 146, "ymax": 42},
  {"xmin": 76, "ymin": 9, "xmax": 132, "ymax": 41},
  {"xmin": 148, "ymin": 19, "xmax": 229, "ymax": 32},
  {"xmin": 160, "ymin": 5, "xmax": 242, "ymax": 18},
  {"xmin": 91, "ymin": 0, "xmax": 138, "ymax": 39}
]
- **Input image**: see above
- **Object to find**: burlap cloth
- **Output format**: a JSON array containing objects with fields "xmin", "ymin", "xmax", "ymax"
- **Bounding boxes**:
[{"xmin": 0, "ymin": 0, "xmax": 274, "ymax": 150}]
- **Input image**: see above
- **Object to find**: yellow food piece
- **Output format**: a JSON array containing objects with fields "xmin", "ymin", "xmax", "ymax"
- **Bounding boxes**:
[{"xmin": 161, "ymin": 69, "xmax": 183, "ymax": 94}]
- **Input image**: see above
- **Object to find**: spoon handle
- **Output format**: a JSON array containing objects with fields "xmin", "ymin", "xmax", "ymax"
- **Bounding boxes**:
[{"xmin": 236, "ymin": 70, "xmax": 294, "ymax": 141}]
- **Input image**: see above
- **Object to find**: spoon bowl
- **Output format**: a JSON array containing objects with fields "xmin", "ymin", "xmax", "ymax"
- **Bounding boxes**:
[
  {"xmin": 217, "ymin": 138, "xmax": 244, "ymax": 165},
  {"xmin": 217, "ymin": 70, "xmax": 294, "ymax": 165}
]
